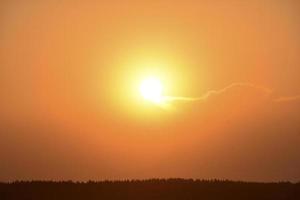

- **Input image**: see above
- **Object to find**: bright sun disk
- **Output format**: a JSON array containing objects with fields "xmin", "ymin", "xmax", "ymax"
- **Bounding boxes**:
[{"xmin": 139, "ymin": 77, "xmax": 163, "ymax": 104}]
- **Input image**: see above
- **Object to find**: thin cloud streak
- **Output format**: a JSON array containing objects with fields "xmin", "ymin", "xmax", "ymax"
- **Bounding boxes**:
[
  {"xmin": 273, "ymin": 95, "xmax": 300, "ymax": 103},
  {"xmin": 164, "ymin": 82, "xmax": 272, "ymax": 103}
]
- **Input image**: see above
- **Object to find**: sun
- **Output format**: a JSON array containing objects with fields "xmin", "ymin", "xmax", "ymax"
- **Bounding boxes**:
[{"xmin": 139, "ymin": 77, "xmax": 163, "ymax": 103}]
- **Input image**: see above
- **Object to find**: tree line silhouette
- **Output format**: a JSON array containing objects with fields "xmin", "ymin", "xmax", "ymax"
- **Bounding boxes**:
[{"xmin": 1, "ymin": 179, "xmax": 299, "ymax": 200}]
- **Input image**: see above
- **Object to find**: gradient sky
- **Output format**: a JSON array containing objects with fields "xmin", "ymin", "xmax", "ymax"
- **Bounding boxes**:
[{"xmin": 1, "ymin": 0, "xmax": 300, "ymax": 182}]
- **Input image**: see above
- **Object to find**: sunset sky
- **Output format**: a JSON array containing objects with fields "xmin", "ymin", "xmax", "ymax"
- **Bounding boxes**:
[{"xmin": 1, "ymin": 0, "xmax": 300, "ymax": 182}]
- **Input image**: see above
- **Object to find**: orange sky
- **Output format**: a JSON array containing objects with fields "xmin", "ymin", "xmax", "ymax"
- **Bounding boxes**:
[{"xmin": 0, "ymin": 0, "xmax": 300, "ymax": 182}]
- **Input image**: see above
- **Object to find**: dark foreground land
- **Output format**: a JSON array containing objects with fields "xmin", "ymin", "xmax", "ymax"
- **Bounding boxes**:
[{"xmin": 1, "ymin": 179, "xmax": 300, "ymax": 200}]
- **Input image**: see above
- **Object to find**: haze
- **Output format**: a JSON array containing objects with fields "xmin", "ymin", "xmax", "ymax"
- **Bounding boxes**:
[{"xmin": 0, "ymin": 0, "xmax": 300, "ymax": 182}]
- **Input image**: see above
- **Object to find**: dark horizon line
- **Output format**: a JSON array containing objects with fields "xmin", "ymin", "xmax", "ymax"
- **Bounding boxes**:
[{"xmin": 1, "ymin": 178, "xmax": 299, "ymax": 184}]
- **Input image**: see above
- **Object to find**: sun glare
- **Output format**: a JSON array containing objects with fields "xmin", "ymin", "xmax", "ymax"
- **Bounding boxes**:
[{"xmin": 139, "ymin": 77, "xmax": 163, "ymax": 104}]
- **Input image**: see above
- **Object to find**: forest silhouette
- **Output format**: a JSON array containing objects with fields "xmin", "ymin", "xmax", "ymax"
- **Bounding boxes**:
[{"xmin": 1, "ymin": 179, "xmax": 299, "ymax": 200}]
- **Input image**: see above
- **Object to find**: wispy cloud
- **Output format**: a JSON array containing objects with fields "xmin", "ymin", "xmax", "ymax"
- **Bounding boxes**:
[
  {"xmin": 164, "ymin": 82, "xmax": 272, "ymax": 103},
  {"xmin": 160, "ymin": 82, "xmax": 300, "ymax": 112},
  {"xmin": 273, "ymin": 95, "xmax": 300, "ymax": 103}
]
